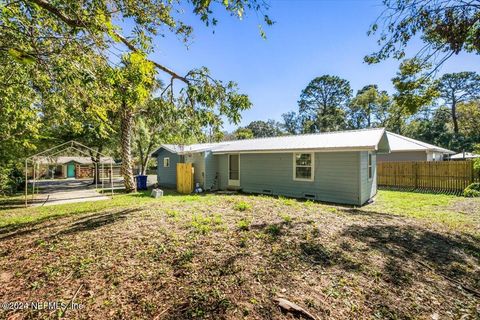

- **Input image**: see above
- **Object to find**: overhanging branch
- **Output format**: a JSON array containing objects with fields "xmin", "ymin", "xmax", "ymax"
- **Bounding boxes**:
[{"xmin": 26, "ymin": 0, "xmax": 189, "ymax": 84}]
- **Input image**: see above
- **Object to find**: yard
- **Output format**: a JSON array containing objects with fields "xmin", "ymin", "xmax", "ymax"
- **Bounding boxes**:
[{"xmin": 0, "ymin": 190, "xmax": 479, "ymax": 319}]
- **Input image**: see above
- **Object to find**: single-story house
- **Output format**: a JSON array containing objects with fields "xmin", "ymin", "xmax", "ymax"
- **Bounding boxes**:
[
  {"xmin": 34, "ymin": 156, "xmax": 115, "ymax": 179},
  {"xmin": 450, "ymin": 152, "xmax": 480, "ymax": 160},
  {"xmin": 152, "ymin": 128, "xmax": 391, "ymax": 206},
  {"xmin": 376, "ymin": 132, "xmax": 454, "ymax": 162}
]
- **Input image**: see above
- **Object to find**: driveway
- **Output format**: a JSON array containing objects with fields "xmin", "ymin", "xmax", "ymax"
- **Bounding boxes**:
[{"xmin": 29, "ymin": 179, "xmax": 115, "ymax": 206}]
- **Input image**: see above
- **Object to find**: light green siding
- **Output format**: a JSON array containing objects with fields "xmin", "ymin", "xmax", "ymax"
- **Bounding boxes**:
[
  {"xmin": 215, "ymin": 152, "xmax": 363, "ymax": 205},
  {"xmin": 359, "ymin": 151, "xmax": 377, "ymax": 204},
  {"xmin": 157, "ymin": 148, "xmax": 377, "ymax": 205},
  {"xmin": 204, "ymin": 151, "xmax": 218, "ymax": 190},
  {"xmin": 377, "ymin": 151, "xmax": 426, "ymax": 162},
  {"xmin": 156, "ymin": 149, "xmax": 180, "ymax": 188},
  {"xmin": 217, "ymin": 154, "xmax": 229, "ymax": 190}
]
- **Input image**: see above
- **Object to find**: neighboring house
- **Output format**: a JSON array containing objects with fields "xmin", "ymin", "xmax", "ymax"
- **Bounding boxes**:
[
  {"xmin": 450, "ymin": 152, "xmax": 480, "ymax": 160},
  {"xmin": 376, "ymin": 132, "xmax": 454, "ymax": 162},
  {"xmin": 152, "ymin": 128, "xmax": 391, "ymax": 206},
  {"xmin": 35, "ymin": 156, "xmax": 115, "ymax": 179}
]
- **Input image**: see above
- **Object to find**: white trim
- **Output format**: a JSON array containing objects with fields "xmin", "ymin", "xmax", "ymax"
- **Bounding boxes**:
[
  {"xmin": 163, "ymin": 157, "xmax": 170, "ymax": 168},
  {"xmin": 228, "ymin": 154, "xmax": 240, "ymax": 187},
  {"xmin": 293, "ymin": 152, "xmax": 315, "ymax": 182},
  {"xmin": 27, "ymin": 140, "xmax": 111, "ymax": 160},
  {"xmin": 159, "ymin": 144, "xmax": 179, "ymax": 154},
  {"xmin": 368, "ymin": 152, "xmax": 373, "ymax": 181}
]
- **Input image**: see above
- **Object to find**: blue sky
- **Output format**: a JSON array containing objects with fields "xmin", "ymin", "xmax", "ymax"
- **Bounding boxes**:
[{"xmin": 144, "ymin": 0, "xmax": 480, "ymax": 131}]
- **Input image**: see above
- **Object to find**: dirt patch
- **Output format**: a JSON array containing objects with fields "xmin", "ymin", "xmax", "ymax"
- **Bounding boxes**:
[
  {"xmin": 0, "ymin": 194, "xmax": 479, "ymax": 319},
  {"xmin": 449, "ymin": 197, "xmax": 480, "ymax": 215},
  {"xmin": 0, "ymin": 272, "xmax": 12, "ymax": 282}
]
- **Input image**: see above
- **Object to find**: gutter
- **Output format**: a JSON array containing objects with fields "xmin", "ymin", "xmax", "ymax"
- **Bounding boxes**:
[{"xmin": 211, "ymin": 146, "xmax": 377, "ymax": 155}]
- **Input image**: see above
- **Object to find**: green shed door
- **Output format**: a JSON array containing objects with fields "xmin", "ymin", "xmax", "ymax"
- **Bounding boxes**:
[{"xmin": 67, "ymin": 163, "xmax": 75, "ymax": 178}]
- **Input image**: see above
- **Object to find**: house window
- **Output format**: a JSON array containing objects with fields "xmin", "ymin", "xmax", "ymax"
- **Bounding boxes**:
[
  {"xmin": 163, "ymin": 157, "xmax": 170, "ymax": 168},
  {"xmin": 293, "ymin": 153, "xmax": 314, "ymax": 181},
  {"xmin": 368, "ymin": 152, "xmax": 373, "ymax": 180}
]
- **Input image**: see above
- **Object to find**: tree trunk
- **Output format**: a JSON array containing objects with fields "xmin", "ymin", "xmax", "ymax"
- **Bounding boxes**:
[
  {"xmin": 136, "ymin": 139, "xmax": 146, "ymax": 175},
  {"xmin": 141, "ymin": 156, "xmax": 149, "ymax": 175},
  {"xmin": 141, "ymin": 141, "xmax": 155, "ymax": 176},
  {"xmin": 89, "ymin": 146, "xmax": 103, "ymax": 185},
  {"xmin": 451, "ymin": 99, "xmax": 459, "ymax": 134},
  {"xmin": 120, "ymin": 101, "xmax": 136, "ymax": 192},
  {"xmin": 367, "ymin": 105, "xmax": 371, "ymax": 128}
]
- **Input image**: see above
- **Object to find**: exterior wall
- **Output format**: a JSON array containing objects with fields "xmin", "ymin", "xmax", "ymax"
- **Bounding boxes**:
[
  {"xmin": 217, "ymin": 154, "xmax": 229, "ymax": 190},
  {"xmin": 156, "ymin": 149, "xmax": 180, "ymax": 188},
  {"xmin": 377, "ymin": 151, "xmax": 427, "ymax": 162},
  {"xmin": 204, "ymin": 151, "xmax": 218, "ymax": 190},
  {"xmin": 215, "ymin": 152, "xmax": 363, "ymax": 205},
  {"xmin": 426, "ymin": 151, "xmax": 444, "ymax": 161},
  {"xmin": 76, "ymin": 165, "xmax": 94, "ymax": 178},
  {"xmin": 185, "ymin": 152, "xmax": 206, "ymax": 188},
  {"xmin": 359, "ymin": 151, "xmax": 377, "ymax": 205}
]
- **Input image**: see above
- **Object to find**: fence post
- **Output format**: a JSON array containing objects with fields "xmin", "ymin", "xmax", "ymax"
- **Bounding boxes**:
[
  {"xmin": 470, "ymin": 161, "xmax": 474, "ymax": 185},
  {"xmin": 414, "ymin": 162, "xmax": 418, "ymax": 189}
]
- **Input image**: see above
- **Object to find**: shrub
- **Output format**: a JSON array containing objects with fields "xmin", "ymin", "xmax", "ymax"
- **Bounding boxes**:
[
  {"xmin": 463, "ymin": 183, "xmax": 480, "ymax": 197},
  {"xmin": 234, "ymin": 201, "xmax": 251, "ymax": 211},
  {"xmin": 0, "ymin": 164, "xmax": 24, "ymax": 195},
  {"xmin": 474, "ymin": 158, "xmax": 480, "ymax": 173}
]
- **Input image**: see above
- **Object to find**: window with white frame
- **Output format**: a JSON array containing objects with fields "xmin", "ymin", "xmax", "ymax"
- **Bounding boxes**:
[
  {"xmin": 368, "ymin": 152, "xmax": 373, "ymax": 180},
  {"xmin": 293, "ymin": 153, "xmax": 314, "ymax": 181},
  {"xmin": 163, "ymin": 157, "xmax": 170, "ymax": 168}
]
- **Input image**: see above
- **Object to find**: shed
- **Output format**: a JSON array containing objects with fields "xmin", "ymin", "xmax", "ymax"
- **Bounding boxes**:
[
  {"xmin": 449, "ymin": 152, "xmax": 480, "ymax": 160},
  {"xmin": 35, "ymin": 156, "xmax": 115, "ymax": 179},
  {"xmin": 152, "ymin": 128, "xmax": 391, "ymax": 206}
]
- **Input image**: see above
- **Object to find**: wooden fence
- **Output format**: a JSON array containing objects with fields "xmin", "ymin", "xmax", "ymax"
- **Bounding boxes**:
[
  {"xmin": 378, "ymin": 161, "xmax": 478, "ymax": 192},
  {"xmin": 176, "ymin": 163, "xmax": 194, "ymax": 194}
]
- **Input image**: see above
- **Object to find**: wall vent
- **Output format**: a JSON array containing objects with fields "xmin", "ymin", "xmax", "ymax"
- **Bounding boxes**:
[
  {"xmin": 304, "ymin": 194, "xmax": 316, "ymax": 199},
  {"xmin": 262, "ymin": 189, "xmax": 273, "ymax": 194}
]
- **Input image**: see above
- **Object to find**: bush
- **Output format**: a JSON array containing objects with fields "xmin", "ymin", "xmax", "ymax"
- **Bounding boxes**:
[
  {"xmin": 0, "ymin": 164, "xmax": 24, "ymax": 195},
  {"xmin": 474, "ymin": 158, "xmax": 480, "ymax": 174},
  {"xmin": 463, "ymin": 183, "xmax": 480, "ymax": 197}
]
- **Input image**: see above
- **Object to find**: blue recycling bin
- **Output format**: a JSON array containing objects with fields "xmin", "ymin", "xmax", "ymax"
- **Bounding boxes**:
[{"xmin": 136, "ymin": 175, "xmax": 148, "ymax": 190}]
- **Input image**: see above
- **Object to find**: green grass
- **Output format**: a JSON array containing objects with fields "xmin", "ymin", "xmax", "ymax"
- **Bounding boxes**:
[
  {"xmin": 366, "ymin": 190, "xmax": 477, "ymax": 233},
  {"xmin": 236, "ymin": 217, "xmax": 252, "ymax": 231},
  {"xmin": 0, "ymin": 190, "xmax": 212, "ymax": 233},
  {"xmin": 233, "ymin": 201, "xmax": 251, "ymax": 212},
  {"xmin": 1, "ymin": 189, "xmax": 479, "ymax": 319},
  {"xmin": 1, "ymin": 189, "xmax": 478, "ymax": 236}
]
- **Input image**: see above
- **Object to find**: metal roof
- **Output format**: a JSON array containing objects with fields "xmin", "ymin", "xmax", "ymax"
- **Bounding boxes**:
[
  {"xmin": 153, "ymin": 128, "xmax": 391, "ymax": 155},
  {"xmin": 34, "ymin": 156, "xmax": 115, "ymax": 165},
  {"xmin": 450, "ymin": 152, "xmax": 480, "ymax": 159},
  {"xmin": 212, "ymin": 128, "xmax": 389, "ymax": 153},
  {"xmin": 385, "ymin": 132, "xmax": 455, "ymax": 154},
  {"xmin": 160, "ymin": 142, "xmax": 230, "ymax": 154}
]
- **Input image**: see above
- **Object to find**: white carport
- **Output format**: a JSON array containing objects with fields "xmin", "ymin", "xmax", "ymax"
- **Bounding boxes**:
[{"xmin": 25, "ymin": 141, "xmax": 115, "ymax": 207}]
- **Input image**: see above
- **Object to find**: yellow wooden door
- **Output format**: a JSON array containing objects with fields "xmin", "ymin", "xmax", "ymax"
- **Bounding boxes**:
[{"xmin": 176, "ymin": 163, "xmax": 194, "ymax": 194}]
